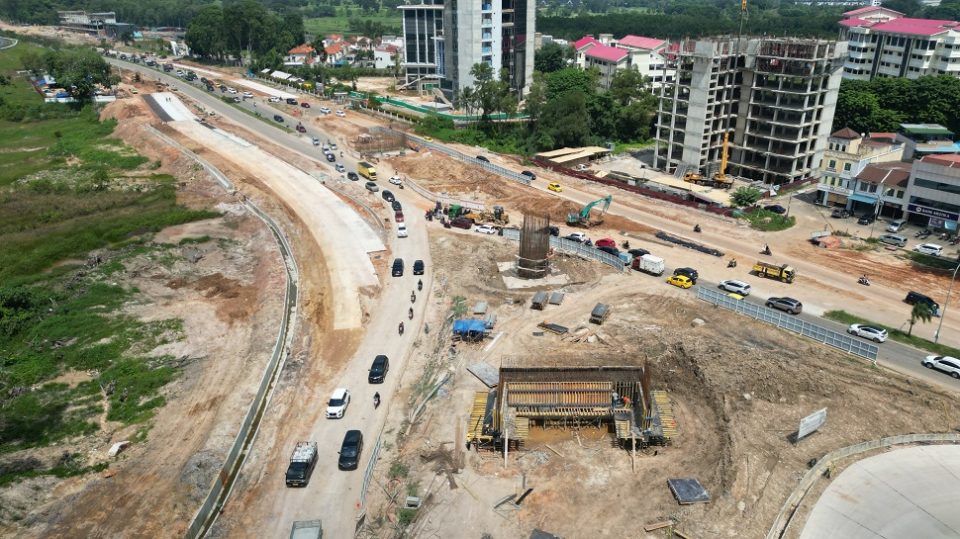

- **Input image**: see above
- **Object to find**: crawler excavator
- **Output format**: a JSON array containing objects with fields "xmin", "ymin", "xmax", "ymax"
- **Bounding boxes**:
[{"xmin": 566, "ymin": 195, "xmax": 613, "ymax": 227}]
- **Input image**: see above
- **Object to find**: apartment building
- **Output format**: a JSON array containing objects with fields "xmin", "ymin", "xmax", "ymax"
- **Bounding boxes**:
[
  {"xmin": 905, "ymin": 154, "xmax": 960, "ymax": 229},
  {"xmin": 574, "ymin": 35, "xmax": 673, "ymax": 88},
  {"xmin": 400, "ymin": 0, "xmax": 535, "ymax": 101},
  {"xmin": 655, "ymin": 37, "xmax": 846, "ymax": 185},
  {"xmin": 839, "ymin": 6, "xmax": 960, "ymax": 80},
  {"xmin": 817, "ymin": 128, "xmax": 904, "ymax": 208}
]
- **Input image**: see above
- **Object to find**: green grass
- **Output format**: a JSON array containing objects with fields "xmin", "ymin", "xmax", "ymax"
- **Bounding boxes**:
[
  {"xmin": 612, "ymin": 140, "xmax": 654, "ymax": 154},
  {"xmin": 0, "ymin": 454, "xmax": 109, "ymax": 487},
  {"xmin": 902, "ymin": 250, "xmax": 960, "ymax": 271},
  {"xmin": 824, "ymin": 310, "xmax": 960, "ymax": 358},
  {"xmin": 304, "ymin": 10, "xmax": 401, "ymax": 36},
  {"xmin": 742, "ymin": 208, "xmax": 796, "ymax": 232}
]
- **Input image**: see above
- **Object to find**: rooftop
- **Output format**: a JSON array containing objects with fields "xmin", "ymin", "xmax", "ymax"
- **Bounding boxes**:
[
  {"xmin": 831, "ymin": 127, "xmax": 861, "ymax": 139},
  {"xmin": 585, "ymin": 44, "xmax": 629, "ymax": 63},
  {"xmin": 843, "ymin": 6, "xmax": 903, "ymax": 17},
  {"xmin": 617, "ymin": 35, "xmax": 666, "ymax": 50},
  {"xmin": 842, "ymin": 16, "xmax": 960, "ymax": 36},
  {"xmin": 574, "ymin": 36, "xmax": 602, "ymax": 51},
  {"xmin": 920, "ymin": 154, "xmax": 960, "ymax": 168},
  {"xmin": 855, "ymin": 162, "xmax": 911, "ymax": 187},
  {"xmin": 288, "ymin": 44, "xmax": 314, "ymax": 55},
  {"xmin": 900, "ymin": 123, "xmax": 954, "ymax": 136}
]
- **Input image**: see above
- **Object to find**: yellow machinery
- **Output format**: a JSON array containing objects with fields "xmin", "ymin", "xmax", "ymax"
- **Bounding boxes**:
[{"xmin": 710, "ymin": 132, "xmax": 734, "ymax": 189}]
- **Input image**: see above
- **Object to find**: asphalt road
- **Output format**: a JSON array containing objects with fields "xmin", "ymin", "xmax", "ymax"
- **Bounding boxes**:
[{"xmin": 107, "ymin": 59, "xmax": 434, "ymax": 537}]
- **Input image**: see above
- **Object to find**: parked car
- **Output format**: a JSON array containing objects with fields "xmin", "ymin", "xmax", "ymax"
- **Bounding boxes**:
[
  {"xmin": 368, "ymin": 355, "xmax": 389, "ymax": 383},
  {"xmin": 857, "ymin": 213, "xmax": 876, "ymax": 225},
  {"xmin": 566, "ymin": 232, "xmax": 588, "ymax": 243},
  {"xmin": 887, "ymin": 219, "xmax": 906, "ymax": 232},
  {"xmin": 335, "ymin": 110, "xmax": 346, "ymax": 117},
  {"xmin": 365, "ymin": 181, "xmax": 379, "ymax": 192},
  {"xmin": 719, "ymin": 279, "xmax": 752, "ymax": 296},
  {"xmin": 450, "ymin": 217, "xmax": 473, "ymax": 229},
  {"xmin": 319, "ymin": 107, "xmax": 331, "ymax": 114},
  {"xmin": 397, "ymin": 223, "xmax": 408, "ymax": 238},
  {"xmin": 595, "ymin": 238, "xmax": 617, "ymax": 249},
  {"xmin": 268, "ymin": 96, "xmax": 282, "ymax": 103},
  {"xmin": 389, "ymin": 175, "xmax": 403, "ymax": 185},
  {"xmin": 242, "ymin": 91, "xmax": 254, "ymax": 98},
  {"xmin": 627, "ymin": 248, "xmax": 650, "ymax": 258},
  {"xmin": 413, "ymin": 259, "xmax": 425, "ymax": 275},
  {"xmin": 520, "ymin": 170, "xmax": 536, "ymax": 181},
  {"xmin": 764, "ymin": 204, "xmax": 787, "ymax": 214},
  {"xmin": 673, "ymin": 267, "xmax": 699, "ymax": 284},
  {"xmin": 312, "ymin": 137, "xmax": 320, "ymax": 146},
  {"xmin": 273, "ymin": 114, "xmax": 284, "ymax": 123},
  {"xmin": 227, "ymin": 87, "xmax": 237, "ymax": 94},
  {"xmin": 338, "ymin": 430, "xmax": 363, "ymax": 470},
  {"xmin": 232, "ymin": 96, "xmax": 241, "ymax": 103},
  {"xmin": 476, "ymin": 155, "xmax": 489, "ymax": 163},
  {"xmin": 847, "ymin": 324, "xmax": 888, "ymax": 343},
  {"xmin": 475, "ymin": 224, "xmax": 497, "ymax": 234},
  {"xmin": 285, "ymin": 97, "xmax": 298, "ymax": 105},
  {"xmin": 831, "ymin": 208, "xmax": 850, "ymax": 219},
  {"xmin": 666, "ymin": 274, "xmax": 694, "ymax": 289},
  {"xmin": 382, "ymin": 190, "xmax": 395, "ymax": 202},
  {"xmin": 335, "ymin": 163, "xmax": 345, "ymax": 173},
  {"xmin": 391, "ymin": 200, "xmax": 402, "ymax": 212},
  {"xmin": 347, "ymin": 172, "xmax": 359, "ymax": 181},
  {"xmin": 330, "ymin": 143, "xmax": 337, "ymax": 150},
  {"xmin": 922, "ymin": 355, "xmax": 960, "ymax": 379},
  {"xmin": 766, "ymin": 297, "xmax": 803, "ymax": 314},
  {"xmin": 391, "ymin": 258, "xmax": 404, "ymax": 277},
  {"xmin": 879, "ymin": 234, "xmax": 907, "ymax": 247},
  {"xmin": 547, "ymin": 182, "xmax": 562, "ymax": 193},
  {"xmin": 300, "ymin": 102, "xmax": 310, "ymax": 108},
  {"xmin": 325, "ymin": 388, "xmax": 351, "ymax": 419},
  {"xmin": 914, "ymin": 243, "xmax": 944, "ymax": 256}
]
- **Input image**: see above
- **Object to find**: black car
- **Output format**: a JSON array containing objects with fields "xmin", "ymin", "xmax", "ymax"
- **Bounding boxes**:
[
  {"xmin": 286, "ymin": 97, "xmax": 298, "ymax": 105},
  {"xmin": 548, "ymin": 226, "xmax": 560, "ymax": 237},
  {"xmin": 391, "ymin": 258, "xmax": 404, "ymax": 277},
  {"xmin": 476, "ymin": 155, "xmax": 490, "ymax": 163},
  {"xmin": 766, "ymin": 297, "xmax": 803, "ymax": 315},
  {"xmin": 413, "ymin": 259, "xmax": 425, "ymax": 275},
  {"xmin": 347, "ymin": 172, "xmax": 359, "ymax": 181},
  {"xmin": 273, "ymin": 114, "xmax": 284, "ymax": 123},
  {"xmin": 857, "ymin": 214, "xmax": 876, "ymax": 225},
  {"xmin": 521, "ymin": 170, "xmax": 536, "ymax": 181},
  {"xmin": 382, "ymin": 190, "xmax": 395, "ymax": 203},
  {"xmin": 391, "ymin": 200, "xmax": 402, "ymax": 212},
  {"xmin": 369, "ymin": 355, "xmax": 389, "ymax": 383},
  {"xmin": 232, "ymin": 96, "xmax": 241, "ymax": 102},
  {"xmin": 219, "ymin": 84, "xmax": 227, "ymax": 91},
  {"xmin": 326, "ymin": 153, "xmax": 336, "ymax": 162},
  {"xmin": 628, "ymin": 248, "xmax": 650, "ymax": 258},
  {"xmin": 597, "ymin": 245, "xmax": 620, "ymax": 256},
  {"xmin": 338, "ymin": 430, "xmax": 364, "ymax": 470},
  {"xmin": 905, "ymin": 291, "xmax": 940, "ymax": 313},
  {"xmin": 673, "ymin": 267, "xmax": 699, "ymax": 284},
  {"xmin": 765, "ymin": 204, "xmax": 787, "ymax": 214}
]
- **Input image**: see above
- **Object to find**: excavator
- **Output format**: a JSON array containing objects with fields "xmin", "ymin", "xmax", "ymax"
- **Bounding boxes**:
[
  {"xmin": 566, "ymin": 195, "xmax": 613, "ymax": 227},
  {"xmin": 682, "ymin": 132, "xmax": 734, "ymax": 189}
]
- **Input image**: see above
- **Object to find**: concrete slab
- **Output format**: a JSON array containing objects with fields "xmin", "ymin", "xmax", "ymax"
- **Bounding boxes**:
[
  {"xmin": 150, "ymin": 92, "xmax": 195, "ymax": 121},
  {"xmin": 496, "ymin": 261, "xmax": 570, "ymax": 289},
  {"xmin": 800, "ymin": 445, "xmax": 960, "ymax": 539}
]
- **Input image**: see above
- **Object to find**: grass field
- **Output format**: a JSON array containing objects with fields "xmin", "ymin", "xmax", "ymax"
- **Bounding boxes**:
[
  {"xmin": 304, "ymin": 8, "xmax": 401, "ymax": 36},
  {"xmin": 0, "ymin": 41, "xmax": 217, "ymax": 466}
]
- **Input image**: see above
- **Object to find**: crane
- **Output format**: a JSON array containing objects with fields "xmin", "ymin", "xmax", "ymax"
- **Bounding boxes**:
[
  {"xmin": 710, "ymin": 132, "xmax": 734, "ymax": 189},
  {"xmin": 566, "ymin": 195, "xmax": 613, "ymax": 227}
]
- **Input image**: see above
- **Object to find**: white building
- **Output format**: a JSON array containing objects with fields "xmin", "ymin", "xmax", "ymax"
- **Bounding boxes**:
[
  {"xmin": 839, "ymin": 6, "xmax": 960, "ymax": 80},
  {"xmin": 816, "ymin": 128, "xmax": 905, "ymax": 210},
  {"xmin": 374, "ymin": 45, "xmax": 399, "ymax": 70},
  {"xmin": 573, "ymin": 34, "xmax": 674, "ymax": 89},
  {"xmin": 906, "ymin": 154, "xmax": 960, "ymax": 229}
]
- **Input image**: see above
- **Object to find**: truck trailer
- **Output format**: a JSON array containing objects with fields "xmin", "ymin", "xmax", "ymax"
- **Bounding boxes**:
[{"xmin": 752, "ymin": 261, "xmax": 796, "ymax": 283}]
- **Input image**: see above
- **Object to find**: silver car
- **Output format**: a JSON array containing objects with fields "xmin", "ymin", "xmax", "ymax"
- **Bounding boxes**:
[
  {"xmin": 719, "ymin": 279, "xmax": 752, "ymax": 296},
  {"xmin": 922, "ymin": 355, "xmax": 960, "ymax": 379},
  {"xmin": 365, "ymin": 181, "xmax": 379, "ymax": 193},
  {"xmin": 847, "ymin": 324, "xmax": 888, "ymax": 343}
]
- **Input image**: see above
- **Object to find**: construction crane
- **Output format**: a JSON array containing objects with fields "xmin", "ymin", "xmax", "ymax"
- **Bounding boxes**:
[
  {"xmin": 710, "ymin": 132, "xmax": 734, "ymax": 189},
  {"xmin": 566, "ymin": 195, "xmax": 613, "ymax": 227}
]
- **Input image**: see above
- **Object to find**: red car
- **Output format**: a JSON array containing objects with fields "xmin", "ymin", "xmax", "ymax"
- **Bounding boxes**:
[
  {"xmin": 395, "ymin": 211, "xmax": 404, "ymax": 223},
  {"xmin": 595, "ymin": 237, "xmax": 617, "ymax": 249},
  {"xmin": 300, "ymin": 102, "xmax": 311, "ymax": 108}
]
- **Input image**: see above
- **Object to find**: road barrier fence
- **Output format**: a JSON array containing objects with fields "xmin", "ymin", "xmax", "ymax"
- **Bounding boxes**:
[{"xmin": 501, "ymin": 228, "xmax": 625, "ymax": 271}]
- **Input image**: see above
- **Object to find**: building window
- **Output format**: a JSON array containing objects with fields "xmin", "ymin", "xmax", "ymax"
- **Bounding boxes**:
[
  {"xmin": 843, "ymin": 163, "xmax": 851, "ymax": 172},
  {"xmin": 828, "ymin": 159, "xmax": 836, "ymax": 169},
  {"xmin": 913, "ymin": 177, "xmax": 960, "ymax": 196}
]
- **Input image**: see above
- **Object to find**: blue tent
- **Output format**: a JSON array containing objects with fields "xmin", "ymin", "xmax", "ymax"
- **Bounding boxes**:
[{"xmin": 453, "ymin": 319, "xmax": 487, "ymax": 340}]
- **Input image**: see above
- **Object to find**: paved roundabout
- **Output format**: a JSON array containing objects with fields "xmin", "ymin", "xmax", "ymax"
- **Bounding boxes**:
[{"xmin": 801, "ymin": 445, "xmax": 960, "ymax": 538}]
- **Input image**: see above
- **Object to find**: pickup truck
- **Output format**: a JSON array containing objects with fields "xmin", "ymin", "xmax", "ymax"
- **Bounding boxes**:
[{"xmin": 285, "ymin": 441, "xmax": 318, "ymax": 487}]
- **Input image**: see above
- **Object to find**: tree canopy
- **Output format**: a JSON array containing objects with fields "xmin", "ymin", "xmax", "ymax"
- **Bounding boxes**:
[
  {"xmin": 185, "ymin": 1, "xmax": 304, "ymax": 62},
  {"xmin": 22, "ymin": 47, "xmax": 118, "ymax": 99},
  {"xmin": 834, "ymin": 76, "xmax": 960, "ymax": 135}
]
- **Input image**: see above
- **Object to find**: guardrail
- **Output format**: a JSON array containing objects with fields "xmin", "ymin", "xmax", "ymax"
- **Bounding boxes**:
[
  {"xmin": 147, "ymin": 127, "xmax": 301, "ymax": 539},
  {"xmin": 501, "ymin": 228, "xmax": 625, "ymax": 271},
  {"xmin": 768, "ymin": 432, "xmax": 960, "ymax": 539},
  {"xmin": 696, "ymin": 286, "xmax": 879, "ymax": 361}
]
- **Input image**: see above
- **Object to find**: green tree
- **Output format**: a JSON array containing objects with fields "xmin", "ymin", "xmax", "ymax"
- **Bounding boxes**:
[
  {"xmin": 534, "ymin": 42, "xmax": 567, "ymax": 73},
  {"xmin": 537, "ymin": 90, "xmax": 592, "ymax": 148},
  {"xmin": 609, "ymin": 68, "xmax": 648, "ymax": 106},
  {"xmin": 884, "ymin": 0, "xmax": 924, "ymax": 16},
  {"xmin": 545, "ymin": 67, "xmax": 597, "ymax": 100},
  {"xmin": 731, "ymin": 187, "xmax": 764, "ymax": 207},
  {"xmin": 908, "ymin": 302, "xmax": 933, "ymax": 336},
  {"xmin": 523, "ymin": 71, "xmax": 548, "ymax": 123},
  {"xmin": 43, "ymin": 48, "xmax": 118, "ymax": 99},
  {"xmin": 185, "ymin": 5, "xmax": 226, "ymax": 59}
]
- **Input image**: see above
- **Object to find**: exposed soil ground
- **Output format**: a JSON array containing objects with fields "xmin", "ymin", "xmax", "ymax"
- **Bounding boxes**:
[
  {"xmin": 0, "ymin": 99, "xmax": 286, "ymax": 538},
  {"xmin": 360, "ymin": 227, "xmax": 960, "ymax": 539}
]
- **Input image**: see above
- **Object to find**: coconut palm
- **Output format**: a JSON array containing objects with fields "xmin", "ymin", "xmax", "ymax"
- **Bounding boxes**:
[{"xmin": 908, "ymin": 302, "xmax": 933, "ymax": 336}]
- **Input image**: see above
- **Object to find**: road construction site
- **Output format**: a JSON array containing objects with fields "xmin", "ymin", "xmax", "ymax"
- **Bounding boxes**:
[{"xmin": 5, "ymin": 52, "xmax": 960, "ymax": 539}]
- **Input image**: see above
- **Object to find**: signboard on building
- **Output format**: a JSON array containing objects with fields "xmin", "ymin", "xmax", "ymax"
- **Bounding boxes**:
[
  {"xmin": 817, "ymin": 184, "xmax": 852, "ymax": 196},
  {"xmin": 908, "ymin": 204, "xmax": 959, "ymax": 222},
  {"xmin": 797, "ymin": 408, "xmax": 828, "ymax": 441}
]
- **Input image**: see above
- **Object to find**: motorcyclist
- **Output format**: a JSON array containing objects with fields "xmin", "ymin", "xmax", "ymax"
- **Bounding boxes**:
[
  {"xmin": 859, "ymin": 274, "xmax": 870, "ymax": 285},
  {"xmin": 728, "ymin": 258, "xmax": 737, "ymax": 268},
  {"xmin": 694, "ymin": 224, "xmax": 701, "ymax": 233},
  {"xmin": 399, "ymin": 321, "xmax": 404, "ymax": 335},
  {"xmin": 411, "ymin": 291, "xmax": 416, "ymax": 303},
  {"xmin": 762, "ymin": 244, "xmax": 771, "ymax": 255},
  {"xmin": 374, "ymin": 392, "xmax": 381, "ymax": 408},
  {"xmin": 408, "ymin": 307, "xmax": 414, "ymax": 320},
  {"xmin": 417, "ymin": 279, "xmax": 423, "ymax": 291}
]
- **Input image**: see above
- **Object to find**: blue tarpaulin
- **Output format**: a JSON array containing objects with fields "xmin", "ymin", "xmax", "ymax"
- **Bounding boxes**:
[{"xmin": 453, "ymin": 319, "xmax": 487, "ymax": 335}]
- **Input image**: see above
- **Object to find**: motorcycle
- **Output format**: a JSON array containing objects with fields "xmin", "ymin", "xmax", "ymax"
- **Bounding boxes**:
[
  {"xmin": 760, "ymin": 246, "xmax": 772, "ymax": 256},
  {"xmin": 399, "ymin": 322, "xmax": 404, "ymax": 335},
  {"xmin": 417, "ymin": 279, "xmax": 423, "ymax": 291},
  {"xmin": 858, "ymin": 276, "xmax": 871, "ymax": 286},
  {"xmin": 373, "ymin": 392, "xmax": 380, "ymax": 409},
  {"xmin": 411, "ymin": 292, "xmax": 416, "ymax": 304},
  {"xmin": 727, "ymin": 259, "xmax": 737, "ymax": 268},
  {"xmin": 408, "ymin": 308, "xmax": 414, "ymax": 320},
  {"xmin": 694, "ymin": 224, "xmax": 702, "ymax": 233}
]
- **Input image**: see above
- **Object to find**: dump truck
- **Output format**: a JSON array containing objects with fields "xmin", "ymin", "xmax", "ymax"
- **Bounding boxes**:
[
  {"xmin": 590, "ymin": 303, "xmax": 611, "ymax": 325},
  {"xmin": 285, "ymin": 441, "xmax": 318, "ymax": 487},
  {"xmin": 357, "ymin": 161, "xmax": 377, "ymax": 181},
  {"xmin": 632, "ymin": 254, "xmax": 665, "ymax": 276},
  {"xmin": 752, "ymin": 261, "xmax": 796, "ymax": 283},
  {"xmin": 290, "ymin": 520, "xmax": 323, "ymax": 539}
]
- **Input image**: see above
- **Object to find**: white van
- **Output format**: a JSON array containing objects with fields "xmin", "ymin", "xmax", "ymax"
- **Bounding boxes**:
[
  {"xmin": 878, "ymin": 234, "xmax": 907, "ymax": 247},
  {"xmin": 886, "ymin": 219, "xmax": 906, "ymax": 232}
]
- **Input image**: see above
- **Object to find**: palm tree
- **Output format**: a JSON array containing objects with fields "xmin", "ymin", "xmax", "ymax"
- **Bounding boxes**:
[{"xmin": 908, "ymin": 302, "xmax": 933, "ymax": 336}]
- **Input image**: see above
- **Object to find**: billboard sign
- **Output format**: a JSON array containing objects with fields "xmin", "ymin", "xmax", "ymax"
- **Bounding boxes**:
[{"xmin": 797, "ymin": 408, "xmax": 828, "ymax": 441}]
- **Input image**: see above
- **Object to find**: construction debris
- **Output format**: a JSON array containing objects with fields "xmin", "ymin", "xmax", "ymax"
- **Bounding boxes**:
[
  {"xmin": 667, "ymin": 478, "xmax": 710, "ymax": 505},
  {"xmin": 537, "ymin": 322, "xmax": 569, "ymax": 334},
  {"xmin": 643, "ymin": 521, "xmax": 674, "ymax": 532},
  {"xmin": 467, "ymin": 362, "xmax": 500, "ymax": 388}
]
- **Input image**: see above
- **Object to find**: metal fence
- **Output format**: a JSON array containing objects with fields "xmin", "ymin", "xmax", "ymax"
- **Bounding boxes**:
[
  {"xmin": 404, "ymin": 177, "xmax": 485, "ymax": 211},
  {"xmin": 148, "ymin": 127, "xmax": 302, "ymax": 539},
  {"xmin": 502, "ymin": 228, "xmax": 625, "ymax": 271},
  {"xmin": 768, "ymin": 432, "xmax": 960, "ymax": 539},
  {"xmin": 696, "ymin": 287, "xmax": 879, "ymax": 361}
]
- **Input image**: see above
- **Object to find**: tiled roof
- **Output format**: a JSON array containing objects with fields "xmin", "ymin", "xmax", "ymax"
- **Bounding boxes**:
[
  {"xmin": 831, "ymin": 127, "xmax": 861, "ymax": 139},
  {"xmin": 869, "ymin": 132, "xmax": 897, "ymax": 142},
  {"xmin": 585, "ymin": 44, "xmax": 629, "ymax": 63},
  {"xmin": 288, "ymin": 44, "xmax": 315, "ymax": 55},
  {"xmin": 574, "ymin": 36, "xmax": 601, "ymax": 50},
  {"xmin": 842, "ymin": 17, "xmax": 960, "ymax": 36},
  {"xmin": 921, "ymin": 154, "xmax": 960, "ymax": 167},
  {"xmin": 617, "ymin": 35, "xmax": 665, "ymax": 50},
  {"xmin": 856, "ymin": 162, "xmax": 911, "ymax": 187},
  {"xmin": 843, "ymin": 6, "xmax": 902, "ymax": 16},
  {"xmin": 325, "ymin": 44, "xmax": 342, "ymax": 55}
]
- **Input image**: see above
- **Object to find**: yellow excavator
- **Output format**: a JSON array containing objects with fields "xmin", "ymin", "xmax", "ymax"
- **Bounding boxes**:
[{"xmin": 682, "ymin": 132, "xmax": 734, "ymax": 189}]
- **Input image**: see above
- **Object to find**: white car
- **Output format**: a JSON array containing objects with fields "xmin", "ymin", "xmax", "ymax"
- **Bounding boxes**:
[
  {"xmin": 242, "ymin": 91, "xmax": 254, "ymax": 98},
  {"xmin": 319, "ymin": 107, "xmax": 331, "ymax": 114},
  {"xmin": 566, "ymin": 232, "xmax": 588, "ymax": 243},
  {"xmin": 330, "ymin": 142, "xmax": 337, "ymax": 150},
  {"xmin": 335, "ymin": 163, "xmax": 345, "ymax": 173},
  {"xmin": 325, "ymin": 388, "xmax": 351, "ymax": 419},
  {"xmin": 397, "ymin": 223, "xmax": 408, "ymax": 238},
  {"xmin": 227, "ymin": 87, "xmax": 237, "ymax": 94},
  {"xmin": 719, "ymin": 279, "xmax": 752, "ymax": 296},
  {"xmin": 312, "ymin": 137, "xmax": 320, "ymax": 146},
  {"xmin": 847, "ymin": 324, "xmax": 888, "ymax": 343},
  {"xmin": 268, "ymin": 96, "xmax": 282, "ymax": 103},
  {"xmin": 913, "ymin": 243, "xmax": 943, "ymax": 256},
  {"xmin": 335, "ymin": 110, "xmax": 346, "ymax": 117},
  {"xmin": 389, "ymin": 175, "xmax": 403, "ymax": 185},
  {"xmin": 475, "ymin": 224, "xmax": 497, "ymax": 234},
  {"xmin": 922, "ymin": 355, "xmax": 960, "ymax": 379},
  {"xmin": 321, "ymin": 144, "xmax": 330, "ymax": 152}
]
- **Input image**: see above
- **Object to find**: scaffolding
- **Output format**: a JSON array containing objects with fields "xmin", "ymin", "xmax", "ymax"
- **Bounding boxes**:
[{"xmin": 516, "ymin": 213, "xmax": 550, "ymax": 279}]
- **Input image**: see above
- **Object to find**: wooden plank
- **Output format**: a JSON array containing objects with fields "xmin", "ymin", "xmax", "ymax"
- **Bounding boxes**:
[
  {"xmin": 544, "ymin": 444, "xmax": 563, "ymax": 457},
  {"xmin": 643, "ymin": 521, "xmax": 673, "ymax": 532}
]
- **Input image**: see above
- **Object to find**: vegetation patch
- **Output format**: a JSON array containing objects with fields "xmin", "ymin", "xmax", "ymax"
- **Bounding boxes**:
[
  {"xmin": 742, "ymin": 208, "xmax": 796, "ymax": 232},
  {"xmin": 824, "ymin": 310, "xmax": 959, "ymax": 358},
  {"xmin": 902, "ymin": 250, "xmax": 959, "ymax": 271}
]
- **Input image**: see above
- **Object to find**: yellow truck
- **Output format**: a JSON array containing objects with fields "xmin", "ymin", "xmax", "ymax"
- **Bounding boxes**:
[
  {"xmin": 752, "ymin": 261, "xmax": 796, "ymax": 283},
  {"xmin": 357, "ymin": 161, "xmax": 377, "ymax": 181}
]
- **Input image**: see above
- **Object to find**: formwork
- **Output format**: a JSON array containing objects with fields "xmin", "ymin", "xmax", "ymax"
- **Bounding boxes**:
[{"xmin": 517, "ymin": 214, "xmax": 550, "ymax": 279}]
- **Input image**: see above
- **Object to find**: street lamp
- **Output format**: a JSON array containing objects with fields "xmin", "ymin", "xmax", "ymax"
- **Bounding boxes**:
[
  {"xmin": 934, "ymin": 262, "xmax": 960, "ymax": 343},
  {"xmin": 868, "ymin": 178, "xmax": 886, "ymax": 239}
]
